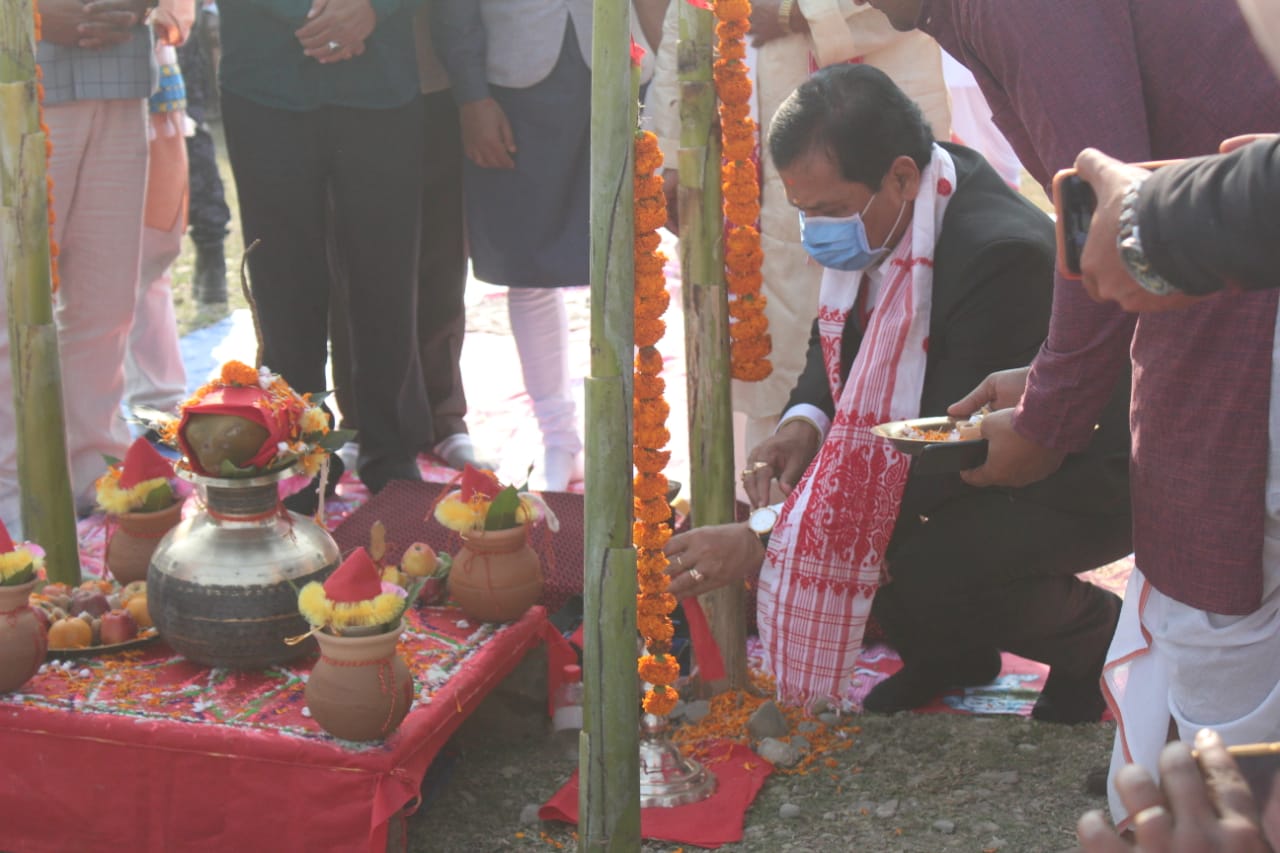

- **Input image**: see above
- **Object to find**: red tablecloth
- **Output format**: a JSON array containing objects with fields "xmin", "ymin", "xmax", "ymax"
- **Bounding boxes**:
[{"xmin": 0, "ymin": 604, "xmax": 551, "ymax": 853}]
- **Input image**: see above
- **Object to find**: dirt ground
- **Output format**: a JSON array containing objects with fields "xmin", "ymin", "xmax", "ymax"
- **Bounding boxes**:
[{"xmin": 402, "ymin": 651, "xmax": 1112, "ymax": 852}]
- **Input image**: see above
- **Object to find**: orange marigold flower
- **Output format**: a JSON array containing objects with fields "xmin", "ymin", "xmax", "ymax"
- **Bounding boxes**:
[
  {"xmin": 643, "ymin": 687, "xmax": 679, "ymax": 717},
  {"xmin": 636, "ymin": 199, "xmax": 667, "ymax": 235},
  {"xmin": 714, "ymin": 75, "xmax": 753, "ymax": 107},
  {"xmin": 634, "ymin": 521, "xmax": 673, "ymax": 550},
  {"xmin": 725, "ymin": 246, "xmax": 764, "ymax": 274},
  {"xmin": 635, "ymin": 290, "xmax": 671, "ymax": 320},
  {"xmin": 723, "ymin": 179, "xmax": 759, "ymax": 206},
  {"xmin": 635, "ymin": 424, "xmax": 671, "ymax": 453},
  {"xmin": 730, "ymin": 313, "xmax": 770, "ymax": 340},
  {"xmin": 720, "ymin": 102, "xmax": 751, "ymax": 125},
  {"xmin": 635, "ymin": 250, "xmax": 667, "ymax": 277},
  {"xmin": 634, "ymin": 472, "xmax": 669, "ymax": 501},
  {"xmin": 723, "ymin": 160, "xmax": 758, "ymax": 190},
  {"xmin": 637, "ymin": 550, "xmax": 670, "ymax": 573},
  {"xmin": 733, "ymin": 358, "xmax": 774, "ymax": 382},
  {"xmin": 718, "ymin": 38, "xmax": 746, "ymax": 62},
  {"xmin": 715, "ymin": 18, "xmax": 749, "ymax": 41},
  {"xmin": 638, "ymin": 654, "xmax": 682, "ymax": 686},
  {"xmin": 220, "ymin": 361, "xmax": 260, "ymax": 387},
  {"xmin": 636, "ymin": 231, "xmax": 662, "ymax": 254},
  {"xmin": 714, "ymin": 0, "xmax": 751, "ymax": 21},
  {"xmin": 721, "ymin": 117, "xmax": 757, "ymax": 141},
  {"xmin": 729, "ymin": 292, "xmax": 768, "ymax": 317},
  {"xmin": 635, "ymin": 397, "xmax": 671, "ymax": 429},
  {"xmin": 633, "ymin": 374, "xmax": 666, "ymax": 402},
  {"xmin": 726, "ymin": 268, "xmax": 764, "ymax": 295},
  {"xmin": 635, "ymin": 276, "xmax": 669, "ymax": 306},
  {"xmin": 633, "ymin": 446, "xmax": 671, "ymax": 475},
  {"xmin": 639, "ymin": 619, "xmax": 675, "ymax": 646},
  {"xmin": 726, "ymin": 224, "xmax": 760, "ymax": 252},
  {"xmin": 636, "ymin": 347, "xmax": 663, "ymax": 375},
  {"xmin": 635, "ymin": 319, "xmax": 666, "ymax": 349},
  {"xmin": 635, "ymin": 131, "xmax": 664, "ymax": 174},
  {"xmin": 733, "ymin": 335, "xmax": 773, "ymax": 362},
  {"xmin": 635, "ymin": 496, "xmax": 671, "ymax": 524},
  {"xmin": 635, "ymin": 172, "xmax": 665, "ymax": 200},
  {"xmin": 725, "ymin": 199, "xmax": 761, "ymax": 227},
  {"xmin": 723, "ymin": 136, "xmax": 756, "ymax": 162}
]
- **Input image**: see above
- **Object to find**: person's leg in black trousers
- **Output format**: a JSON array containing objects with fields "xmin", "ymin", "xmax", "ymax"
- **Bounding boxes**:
[
  {"xmin": 220, "ymin": 92, "xmax": 331, "ymax": 397},
  {"xmin": 327, "ymin": 102, "xmax": 432, "ymax": 492},
  {"xmin": 865, "ymin": 490, "xmax": 1132, "ymax": 722}
]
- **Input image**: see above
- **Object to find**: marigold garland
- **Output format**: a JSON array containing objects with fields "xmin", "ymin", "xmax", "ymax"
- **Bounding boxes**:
[
  {"xmin": 632, "ymin": 129, "xmax": 680, "ymax": 714},
  {"xmin": 714, "ymin": 0, "xmax": 771, "ymax": 382}
]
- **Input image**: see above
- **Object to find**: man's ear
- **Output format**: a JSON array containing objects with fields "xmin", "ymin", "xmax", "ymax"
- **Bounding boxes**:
[{"xmin": 888, "ymin": 154, "xmax": 923, "ymax": 203}]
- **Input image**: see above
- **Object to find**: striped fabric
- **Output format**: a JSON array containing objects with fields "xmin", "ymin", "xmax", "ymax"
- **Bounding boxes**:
[{"xmin": 37, "ymin": 29, "xmax": 154, "ymax": 106}]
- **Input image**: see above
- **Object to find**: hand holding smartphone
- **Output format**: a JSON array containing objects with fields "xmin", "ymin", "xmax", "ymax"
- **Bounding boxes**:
[{"xmin": 1051, "ymin": 159, "xmax": 1179, "ymax": 280}]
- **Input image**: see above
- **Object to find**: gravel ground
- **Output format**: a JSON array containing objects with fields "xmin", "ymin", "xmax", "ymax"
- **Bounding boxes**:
[{"xmin": 404, "ymin": 652, "xmax": 1112, "ymax": 853}]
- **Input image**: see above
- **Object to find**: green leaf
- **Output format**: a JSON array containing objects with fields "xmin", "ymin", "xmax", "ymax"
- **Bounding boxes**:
[
  {"xmin": 431, "ymin": 552, "xmax": 452, "ymax": 579},
  {"xmin": 484, "ymin": 485, "xmax": 522, "ymax": 530},
  {"xmin": 102, "ymin": 454, "xmax": 122, "ymax": 468},
  {"xmin": 2, "ymin": 564, "xmax": 35, "ymax": 586},
  {"xmin": 139, "ymin": 481, "xmax": 177, "ymax": 512},
  {"xmin": 315, "ymin": 429, "xmax": 357, "ymax": 451}
]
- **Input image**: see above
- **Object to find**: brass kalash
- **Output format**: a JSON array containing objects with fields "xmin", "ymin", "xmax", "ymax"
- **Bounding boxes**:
[{"xmin": 142, "ymin": 361, "xmax": 347, "ymax": 669}]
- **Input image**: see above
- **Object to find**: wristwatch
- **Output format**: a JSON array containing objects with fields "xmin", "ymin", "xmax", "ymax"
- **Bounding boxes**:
[
  {"xmin": 747, "ymin": 502, "xmax": 785, "ymax": 544},
  {"xmin": 1116, "ymin": 176, "xmax": 1178, "ymax": 296}
]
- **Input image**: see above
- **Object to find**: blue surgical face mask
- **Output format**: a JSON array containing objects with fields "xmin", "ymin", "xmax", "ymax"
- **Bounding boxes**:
[{"xmin": 799, "ymin": 192, "xmax": 903, "ymax": 272}]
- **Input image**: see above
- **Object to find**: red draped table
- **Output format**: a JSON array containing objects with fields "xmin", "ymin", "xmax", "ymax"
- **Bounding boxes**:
[{"xmin": 0, "ymin": 603, "xmax": 553, "ymax": 852}]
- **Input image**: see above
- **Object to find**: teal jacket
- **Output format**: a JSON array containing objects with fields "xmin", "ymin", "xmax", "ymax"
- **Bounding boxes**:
[{"xmin": 219, "ymin": 0, "xmax": 422, "ymax": 111}]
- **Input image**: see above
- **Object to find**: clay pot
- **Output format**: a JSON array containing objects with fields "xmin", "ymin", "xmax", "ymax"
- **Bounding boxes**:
[
  {"xmin": 105, "ymin": 501, "xmax": 184, "ymax": 585},
  {"xmin": 448, "ymin": 525, "xmax": 543, "ymax": 623},
  {"xmin": 305, "ymin": 622, "xmax": 413, "ymax": 742},
  {"xmin": 0, "ymin": 581, "xmax": 48, "ymax": 693}
]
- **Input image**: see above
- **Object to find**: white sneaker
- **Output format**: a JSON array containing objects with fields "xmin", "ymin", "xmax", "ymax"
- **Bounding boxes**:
[{"xmin": 434, "ymin": 433, "xmax": 498, "ymax": 472}]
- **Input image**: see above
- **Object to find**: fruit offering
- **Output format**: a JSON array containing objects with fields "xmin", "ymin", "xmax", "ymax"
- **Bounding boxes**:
[{"xmin": 34, "ymin": 579, "xmax": 156, "ymax": 652}]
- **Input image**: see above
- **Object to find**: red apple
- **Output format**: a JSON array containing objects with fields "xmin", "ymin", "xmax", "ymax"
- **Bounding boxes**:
[
  {"xmin": 68, "ymin": 588, "xmax": 111, "ymax": 618},
  {"xmin": 99, "ymin": 609, "xmax": 139, "ymax": 645}
]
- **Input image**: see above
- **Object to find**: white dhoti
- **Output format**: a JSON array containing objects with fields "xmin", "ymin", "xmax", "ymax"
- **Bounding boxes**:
[{"xmin": 1104, "ymin": 304, "xmax": 1280, "ymax": 826}]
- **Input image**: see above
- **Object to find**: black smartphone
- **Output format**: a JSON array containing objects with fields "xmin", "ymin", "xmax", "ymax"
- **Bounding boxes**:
[{"xmin": 1050, "ymin": 160, "xmax": 1179, "ymax": 280}]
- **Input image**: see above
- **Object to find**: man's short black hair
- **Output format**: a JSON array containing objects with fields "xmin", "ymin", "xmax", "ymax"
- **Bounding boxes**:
[{"xmin": 767, "ymin": 64, "xmax": 935, "ymax": 187}]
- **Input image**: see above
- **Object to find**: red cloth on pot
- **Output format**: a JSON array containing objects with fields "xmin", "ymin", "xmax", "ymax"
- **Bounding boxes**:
[{"xmin": 177, "ymin": 385, "xmax": 295, "ymax": 475}]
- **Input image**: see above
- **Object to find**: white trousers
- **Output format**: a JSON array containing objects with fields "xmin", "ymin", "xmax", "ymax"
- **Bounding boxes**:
[
  {"xmin": 506, "ymin": 286, "xmax": 581, "ymax": 455},
  {"xmin": 0, "ymin": 98, "xmax": 148, "ymax": 531},
  {"xmin": 1105, "ymin": 301, "xmax": 1280, "ymax": 826}
]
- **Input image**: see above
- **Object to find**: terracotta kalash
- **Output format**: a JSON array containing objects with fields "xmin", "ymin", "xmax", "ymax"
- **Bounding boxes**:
[
  {"xmin": 295, "ymin": 547, "xmax": 415, "ymax": 742},
  {"xmin": 95, "ymin": 437, "xmax": 184, "ymax": 586},
  {"xmin": 0, "ymin": 519, "xmax": 48, "ymax": 693},
  {"xmin": 433, "ymin": 465, "xmax": 558, "ymax": 623},
  {"xmin": 147, "ymin": 361, "xmax": 350, "ymax": 669}
]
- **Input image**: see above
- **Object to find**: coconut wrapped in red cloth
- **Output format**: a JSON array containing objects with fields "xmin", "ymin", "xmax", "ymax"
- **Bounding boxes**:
[{"xmin": 165, "ymin": 361, "xmax": 345, "ymax": 478}]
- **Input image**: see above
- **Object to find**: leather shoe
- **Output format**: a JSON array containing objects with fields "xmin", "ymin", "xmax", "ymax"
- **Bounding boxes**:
[
  {"xmin": 863, "ymin": 648, "xmax": 1002, "ymax": 714},
  {"xmin": 358, "ymin": 456, "xmax": 422, "ymax": 495},
  {"xmin": 1031, "ymin": 669, "xmax": 1108, "ymax": 724}
]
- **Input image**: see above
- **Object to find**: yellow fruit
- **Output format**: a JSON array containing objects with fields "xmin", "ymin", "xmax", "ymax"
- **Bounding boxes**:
[
  {"xmin": 381, "ymin": 566, "xmax": 406, "ymax": 588},
  {"xmin": 400, "ymin": 543, "xmax": 438, "ymax": 578},
  {"xmin": 125, "ymin": 594, "xmax": 152, "ymax": 629},
  {"xmin": 48, "ymin": 617, "xmax": 93, "ymax": 650}
]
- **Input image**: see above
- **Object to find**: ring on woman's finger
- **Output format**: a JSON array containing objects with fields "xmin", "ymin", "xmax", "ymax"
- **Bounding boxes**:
[
  {"xmin": 689, "ymin": 568, "xmax": 703, "ymax": 583},
  {"xmin": 327, "ymin": 40, "xmax": 341, "ymax": 51},
  {"xmin": 673, "ymin": 554, "xmax": 683, "ymax": 570}
]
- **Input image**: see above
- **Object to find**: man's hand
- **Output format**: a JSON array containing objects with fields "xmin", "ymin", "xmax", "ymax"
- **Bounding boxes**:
[
  {"xmin": 948, "ymin": 367, "xmax": 1030, "ymax": 418},
  {"xmin": 1074, "ymin": 148, "xmax": 1206, "ymax": 313},
  {"xmin": 39, "ymin": 0, "xmax": 139, "ymax": 49},
  {"xmin": 664, "ymin": 523, "xmax": 765, "ymax": 599},
  {"xmin": 958, "ymin": 408, "xmax": 1065, "ymax": 488},
  {"xmin": 295, "ymin": 0, "xmax": 375, "ymax": 63},
  {"xmin": 460, "ymin": 98, "xmax": 517, "ymax": 169},
  {"xmin": 741, "ymin": 419, "xmax": 821, "ymax": 508},
  {"xmin": 748, "ymin": 0, "xmax": 805, "ymax": 46},
  {"xmin": 1077, "ymin": 730, "xmax": 1271, "ymax": 853}
]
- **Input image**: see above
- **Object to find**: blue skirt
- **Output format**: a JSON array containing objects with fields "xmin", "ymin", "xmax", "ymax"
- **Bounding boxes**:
[{"xmin": 464, "ymin": 23, "xmax": 590, "ymax": 288}]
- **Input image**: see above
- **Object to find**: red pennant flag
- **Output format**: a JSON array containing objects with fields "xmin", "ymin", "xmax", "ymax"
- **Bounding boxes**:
[
  {"xmin": 323, "ymin": 547, "xmax": 384, "ymax": 603},
  {"xmin": 680, "ymin": 596, "xmax": 727, "ymax": 682},
  {"xmin": 0, "ymin": 518, "xmax": 14, "ymax": 553},
  {"xmin": 630, "ymin": 36, "xmax": 646, "ymax": 67},
  {"xmin": 460, "ymin": 463, "xmax": 503, "ymax": 502},
  {"xmin": 685, "ymin": 0, "xmax": 712, "ymax": 8},
  {"xmin": 118, "ymin": 437, "xmax": 176, "ymax": 489}
]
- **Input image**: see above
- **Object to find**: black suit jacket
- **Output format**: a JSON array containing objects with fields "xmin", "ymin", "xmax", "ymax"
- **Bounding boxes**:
[{"xmin": 785, "ymin": 143, "xmax": 1131, "ymax": 529}]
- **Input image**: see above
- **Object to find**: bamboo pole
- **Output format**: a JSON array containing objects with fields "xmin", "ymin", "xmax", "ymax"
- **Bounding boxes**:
[
  {"xmin": 677, "ymin": 2, "xmax": 747, "ymax": 690},
  {"xmin": 581, "ymin": 0, "xmax": 640, "ymax": 849},
  {"xmin": 0, "ymin": 0, "xmax": 82, "ymax": 584}
]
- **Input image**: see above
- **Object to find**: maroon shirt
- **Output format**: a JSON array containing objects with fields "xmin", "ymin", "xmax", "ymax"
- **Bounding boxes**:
[{"xmin": 920, "ymin": 0, "xmax": 1280, "ymax": 614}]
